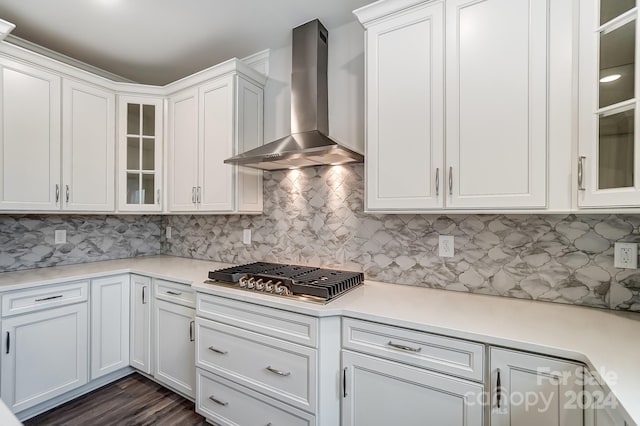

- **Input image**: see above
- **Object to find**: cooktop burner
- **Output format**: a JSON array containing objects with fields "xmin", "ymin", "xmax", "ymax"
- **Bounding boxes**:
[{"xmin": 206, "ymin": 262, "xmax": 364, "ymax": 304}]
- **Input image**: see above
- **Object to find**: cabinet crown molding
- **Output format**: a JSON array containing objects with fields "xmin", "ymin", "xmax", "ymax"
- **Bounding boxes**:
[{"xmin": 354, "ymin": 0, "xmax": 438, "ymax": 26}]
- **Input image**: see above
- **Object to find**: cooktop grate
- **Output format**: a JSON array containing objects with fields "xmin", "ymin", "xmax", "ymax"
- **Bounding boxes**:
[{"xmin": 207, "ymin": 262, "xmax": 364, "ymax": 303}]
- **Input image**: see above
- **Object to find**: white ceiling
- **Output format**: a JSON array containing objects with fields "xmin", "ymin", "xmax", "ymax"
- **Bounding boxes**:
[{"xmin": 0, "ymin": 0, "xmax": 375, "ymax": 85}]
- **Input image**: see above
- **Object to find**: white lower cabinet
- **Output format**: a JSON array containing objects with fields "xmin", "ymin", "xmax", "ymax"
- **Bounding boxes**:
[
  {"xmin": 90, "ymin": 275, "xmax": 130, "ymax": 380},
  {"xmin": 490, "ymin": 347, "xmax": 584, "ymax": 426},
  {"xmin": 195, "ymin": 292, "xmax": 338, "ymax": 426},
  {"xmin": 154, "ymin": 298, "xmax": 196, "ymax": 398},
  {"xmin": 1, "ymin": 303, "xmax": 89, "ymax": 413},
  {"xmin": 197, "ymin": 368, "xmax": 315, "ymax": 426},
  {"xmin": 585, "ymin": 372, "xmax": 630, "ymax": 426},
  {"xmin": 130, "ymin": 274, "xmax": 151, "ymax": 374},
  {"xmin": 341, "ymin": 350, "xmax": 484, "ymax": 426}
]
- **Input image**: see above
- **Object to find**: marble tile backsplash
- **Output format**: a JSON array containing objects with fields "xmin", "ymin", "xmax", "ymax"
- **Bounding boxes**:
[
  {"xmin": 164, "ymin": 164, "xmax": 640, "ymax": 313},
  {"xmin": 0, "ymin": 215, "xmax": 163, "ymax": 272}
]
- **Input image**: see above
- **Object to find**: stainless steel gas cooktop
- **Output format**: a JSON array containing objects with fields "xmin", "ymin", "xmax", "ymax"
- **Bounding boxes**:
[{"xmin": 205, "ymin": 262, "xmax": 364, "ymax": 304}]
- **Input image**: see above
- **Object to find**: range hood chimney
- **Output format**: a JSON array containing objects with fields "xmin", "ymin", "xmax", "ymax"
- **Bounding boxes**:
[{"xmin": 225, "ymin": 19, "xmax": 364, "ymax": 171}]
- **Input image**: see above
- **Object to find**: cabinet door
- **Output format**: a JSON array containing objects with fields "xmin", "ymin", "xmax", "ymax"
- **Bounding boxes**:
[
  {"xmin": 1, "ymin": 303, "xmax": 88, "ymax": 413},
  {"xmin": 130, "ymin": 274, "xmax": 151, "ymax": 374},
  {"xmin": 490, "ymin": 348, "xmax": 583, "ymax": 426},
  {"xmin": 236, "ymin": 76, "xmax": 264, "ymax": 213},
  {"xmin": 118, "ymin": 96, "xmax": 163, "ymax": 212},
  {"xmin": 365, "ymin": 2, "xmax": 445, "ymax": 211},
  {"xmin": 578, "ymin": 0, "xmax": 639, "ymax": 207},
  {"xmin": 584, "ymin": 371, "xmax": 629, "ymax": 426},
  {"xmin": 199, "ymin": 76, "xmax": 234, "ymax": 212},
  {"xmin": 445, "ymin": 0, "xmax": 547, "ymax": 209},
  {"xmin": 90, "ymin": 275, "xmax": 130, "ymax": 380},
  {"xmin": 62, "ymin": 79, "xmax": 115, "ymax": 211},
  {"xmin": 0, "ymin": 58, "xmax": 61, "ymax": 211},
  {"xmin": 154, "ymin": 299, "xmax": 195, "ymax": 398},
  {"xmin": 342, "ymin": 350, "xmax": 483, "ymax": 426},
  {"xmin": 168, "ymin": 89, "xmax": 199, "ymax": 212}
]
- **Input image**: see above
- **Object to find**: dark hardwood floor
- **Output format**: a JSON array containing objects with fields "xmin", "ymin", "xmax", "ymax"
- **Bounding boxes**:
[{"xmin": 24, "ymin": 373, "xmax": 207, "ymax": 426}]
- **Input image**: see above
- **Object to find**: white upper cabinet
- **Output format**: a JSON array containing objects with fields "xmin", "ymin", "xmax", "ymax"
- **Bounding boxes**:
[
  {"xmin": 364, "ymin": 1, "xmax": 445, "ymax": 211},
  {"xmin": 0, "ymin": 58, "xmax": 61, "ymax": 211},
  {"xmin": 63, "ymin": 79, "xmax": 115, "ymax": 211},
  {"xmin": 578, "ymin": 0, "xmax": 640, "ymax": 208},
  {"xmin": 355, "ymin": 0, "xmax": 549, "ymax": 212},
  {"xmin": 168, "ymin": 88, "xmax": 199, "ymax": 212},
  {"xmin": 168, "ymin": 73, "xmax": 264, "ymax": 213},
  {"xmin": 445, "ymin": 0, "xmax": 547, "ymax": 209},
  {"xmin": 117, "ymin": 96, "xmax": 163, "ymax": 212}
]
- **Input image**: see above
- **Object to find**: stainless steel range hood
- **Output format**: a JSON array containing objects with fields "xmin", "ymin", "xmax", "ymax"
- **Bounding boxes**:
[{"xmin": 225, "ymin": 19, "xmax": 364, "ymax": 171}]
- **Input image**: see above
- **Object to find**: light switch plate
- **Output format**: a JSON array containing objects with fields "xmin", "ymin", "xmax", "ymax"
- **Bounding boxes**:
[
  {"xmin": 614, "ymin": 242, "xmax": 638, "ymax": 269},
  {"xmin": 54, "ymin": 230, "xmax": 66, "ymax": 245},
  {"xmin": 439, "ymin": 235, "xmax": 454, "ymax": 257},
  {"xmin": 243, "ymin": 229, "xmax": 251, "ymax": 245},
  {"xmin": 166, "ymin": 226, "xmax": 172, "ymax": 239}
]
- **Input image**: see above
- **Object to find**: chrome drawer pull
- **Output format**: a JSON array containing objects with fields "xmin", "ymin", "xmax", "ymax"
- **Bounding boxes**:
[
  {"xmin": 208, "ymin": 395, "xmax": 228, "ymax": 406},
  {"xmin": 35, "ymin": 295, "xmax": 63, "ymax": 302},
  {"xmin": 208, "ymin": 346, "xmax": 228, "ymax": 355},
  {"xmin": 266, "ymin": 366, "xmax": 291, "ymax": 377},
  {"xmin": 387, "ymin": 341, "xmax": 422, "ymax": 353},
  {"xmin": 166, "ymin": 290, "xmax": 182, "ymax": 296}
]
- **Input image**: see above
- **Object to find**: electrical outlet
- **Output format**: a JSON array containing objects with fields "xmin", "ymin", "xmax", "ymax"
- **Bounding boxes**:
[
  {"xmin": 166, "ymin": 226, "xmax": 172, "ymax": 239},
  {"xmin": 439, "ymin": 235, "xmax": 454, "ymax": 257},
  {"xmin": 243, "ymin": 229, "xmax": 252, "ymax": 245},
  {"xmin": 54, "ymin": 230, "xmax": 66, "ymax": 245},
  {"xmin": 614, "ymin": 242, "xmax": 638, "ymax": 269}
]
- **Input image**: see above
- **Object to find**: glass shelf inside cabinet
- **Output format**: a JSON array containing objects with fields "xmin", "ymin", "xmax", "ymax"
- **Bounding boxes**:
[{"xmin": 126, "ymin": 103, "xmax": 157, "ymax": 205}]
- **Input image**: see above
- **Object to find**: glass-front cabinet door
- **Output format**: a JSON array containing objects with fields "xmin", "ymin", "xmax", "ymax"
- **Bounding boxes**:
[
  {"xmin": 579, "ymin": 0, "xmax": 639, "ymax": 207},
  {"xmin": 118, "ymin": 96, "xmax": 163, "ymax": 211}
]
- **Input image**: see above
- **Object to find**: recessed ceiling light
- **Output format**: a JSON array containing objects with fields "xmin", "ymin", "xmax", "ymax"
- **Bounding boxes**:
[{"xmin": 600, "ymin": 74, "xmax": 622, "ymax": 83}]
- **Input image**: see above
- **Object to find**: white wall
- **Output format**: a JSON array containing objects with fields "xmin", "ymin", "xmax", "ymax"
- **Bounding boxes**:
[{"xmin": 263, "ymin": 20, "xmax": 365, "ymax": 154}]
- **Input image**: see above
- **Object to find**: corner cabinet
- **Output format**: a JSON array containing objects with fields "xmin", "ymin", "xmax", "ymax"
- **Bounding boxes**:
[
  {"xmin": 490, "ymin": 347, "xmax": 583, "ymax": 426},
  {"xmin": 578, "ymin": 1, "xmax": 640, "ymax": 208},
  {"xmin": 168, "ymin": 72, "xmax": 264, "ymax": 213},
  {"xmin": 355, "ymin": 0, "xmax": 548, "ymax": 212},
  {"xmin": 117, "ymin": 96, "xmax": 163, "ymax": 212}
]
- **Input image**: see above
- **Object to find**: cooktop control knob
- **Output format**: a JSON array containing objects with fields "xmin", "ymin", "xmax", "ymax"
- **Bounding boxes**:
[{"xmin": 255, "ymin": 279, "xmax": 265, "ymax": 291}]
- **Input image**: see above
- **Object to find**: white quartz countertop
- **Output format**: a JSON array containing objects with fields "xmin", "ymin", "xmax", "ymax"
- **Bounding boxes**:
[{"xmin": 1, "ymin": 255, "xmax": 639, "ymax": 424}]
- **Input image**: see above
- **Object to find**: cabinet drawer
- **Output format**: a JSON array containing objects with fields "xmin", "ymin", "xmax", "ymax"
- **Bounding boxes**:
[
  {"xmin": 197, "ymin": 369, "xmax": 315, "ymax": 426},
  {"xmin": 155, "ymin": 279, "xmax": 194, "ymax": 307},
  {"xmin": 342, "ymin": 317, "xmax": 484, "ymax": 382},
  {"xmin": 196, "ymin": 318, "xmax": 317, "ymax": 412},
  {"xmin": 197, "ymin": 293, "xmax": 318, "ymax": 347},
  {"xmin": 1, "ymin": 281, "xmax": 88, "ymax": 317}
]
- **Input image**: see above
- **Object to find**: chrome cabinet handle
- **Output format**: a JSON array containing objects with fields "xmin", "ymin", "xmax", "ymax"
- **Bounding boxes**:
[
  {"xmin": 189, "ymin": 320, "xmax": 195, "ymax": 342},
  {"xmin": 496, "ymin": 368, "xmax": 502, "ymax": 408},
  {"xmin": 156, "ymin": 189, "xmax": 160, "ymax": 204},
  {"xmin": 142, "ymin": 286, "xmax": 147, "ymax": 304},
  {"xmin": 208, "ymin": 395, "xmax": 228, "ymax": 406},
  {"xmin": 65, "ymin": 185, "xmax": 70, "ymax": 203},
  {"xmin": 435, "ymin": 168, "xmax": 440, "ymax": 196},
  {"xmin": 208, "ymin": 346, "xmax": 228, "ymax": 355},
  {"xmin": 166, "ymin": 290, "xmax": 182, "ymax": 296},
  {"xmin": 55, "ymin": 184, "xmax": 60, "ymax": 203},
  {"xmin": 191, "ymin": 187, "xmax": 196, "ymax": 203},
  {"xmin": 35, "ymin": 295, "xmax": 63, "ymax": 302},
  {"xmin": 266, "ymin": 366, "xmax": 291, "ymax": 377},
  {"xmin": 197, "ymin": 186, "xmax": 201, "ymax": 204},
  {"xmin": 343, "ymin": 367, "xmax": 348, "ymax": 398},
  {"xmin": 578, "ymin": 156, "xmax": 586, "ymax": 191},
  {"xmin": 387, "ymin": 341, "xmax": 421, "ymax": 353},
  {"xmin": 448, "ymin": 166, "xmax": 453, "ymax": 196}
]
